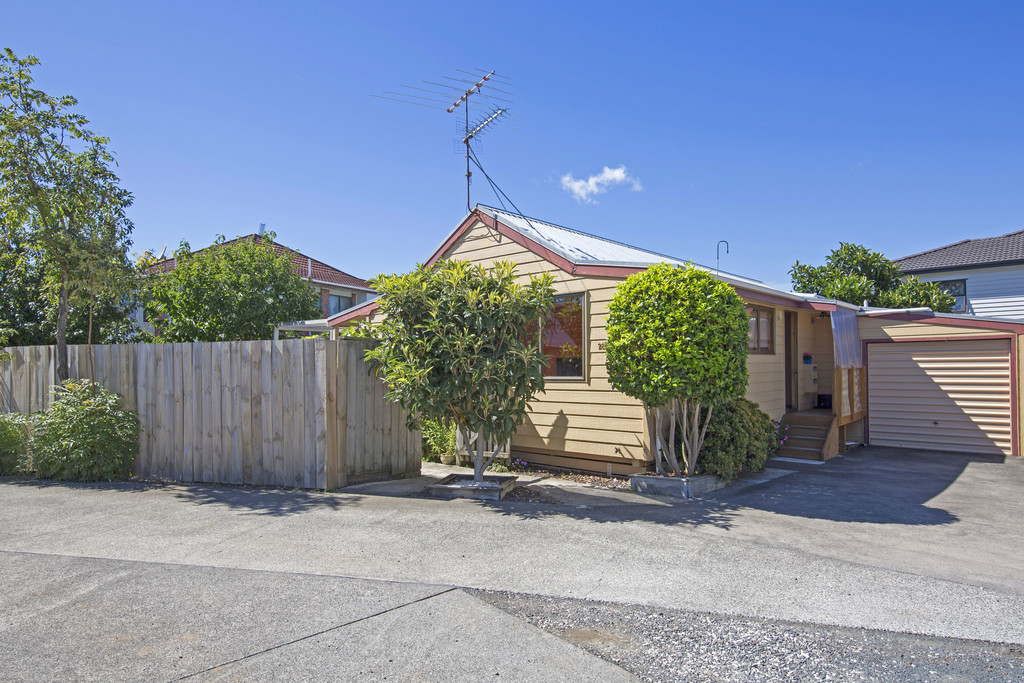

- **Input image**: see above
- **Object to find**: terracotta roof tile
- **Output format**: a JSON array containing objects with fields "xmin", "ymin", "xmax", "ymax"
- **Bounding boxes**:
[{"xmin": 145, "ymin": 235, "xmax": 373, "ymax": 290}]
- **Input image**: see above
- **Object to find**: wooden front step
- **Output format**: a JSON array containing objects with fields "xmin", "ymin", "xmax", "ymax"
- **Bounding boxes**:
[{"xmin": 779, "ymin": 410, "xmax": 835, "ymax": 461}]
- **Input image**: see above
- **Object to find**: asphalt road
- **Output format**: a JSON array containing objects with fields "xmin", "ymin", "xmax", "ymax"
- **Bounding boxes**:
[{"xmin": 2, "ymin": 446, "xmax": 1023, "ymax": 680}]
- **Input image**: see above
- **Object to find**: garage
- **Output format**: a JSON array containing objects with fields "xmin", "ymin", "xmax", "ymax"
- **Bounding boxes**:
[{"xmin": 866, "ymin": 338, "xmax": 1014, "ymax": 456}]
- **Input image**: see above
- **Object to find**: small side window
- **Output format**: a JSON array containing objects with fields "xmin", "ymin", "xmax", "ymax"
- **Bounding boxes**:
[
  {"xmin": 935, "ymin": 279, "xmax": 967, "ymax": 313},
  {"xmin": 747, "ymin": 305, "xmax": 775, "ymax": 354}
]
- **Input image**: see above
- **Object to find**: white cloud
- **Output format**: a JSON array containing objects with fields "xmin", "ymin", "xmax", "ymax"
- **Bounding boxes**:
[{"xmin": 560, "ymin": 165, "xmax": 643, "ymax": 204}]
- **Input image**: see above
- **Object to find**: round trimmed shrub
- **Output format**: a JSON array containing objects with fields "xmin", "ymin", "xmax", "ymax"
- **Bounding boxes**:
[
  {"xmin": 0, "ymin": 413, "xmax": 32, "ymax": 476},
  {"xmin": 696, "ymin": 398, "xmax": 775, "ymax": 480},
  {"xmin": 30, "ymin": 379, "xmax": 140, "ymax": 482}
]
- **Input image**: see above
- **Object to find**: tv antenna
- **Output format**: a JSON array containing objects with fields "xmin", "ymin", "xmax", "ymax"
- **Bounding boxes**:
[{"xmin": 372, "ymin": 69, "xmax": 514, "ymax": 211}]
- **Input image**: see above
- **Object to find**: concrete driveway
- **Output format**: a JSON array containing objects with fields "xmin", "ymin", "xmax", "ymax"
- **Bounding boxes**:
[{"xmin": 1, "ymin": 445, "xmax": 1023, "ymax": 680}]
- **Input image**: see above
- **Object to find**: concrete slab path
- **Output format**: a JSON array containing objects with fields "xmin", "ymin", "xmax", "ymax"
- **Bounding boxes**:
[{"xmin": 0, "ymin": 551, "xmax": 633, "ymax": 682}]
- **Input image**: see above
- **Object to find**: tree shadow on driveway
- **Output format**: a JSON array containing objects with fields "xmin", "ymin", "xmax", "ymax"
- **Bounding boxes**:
[
  {"xmin": 470, "ymin": 446, "xmax": 1009, "ymax": 528},
  {"xmin": 1, "ymin": 476, "xmax": 363, "ymax": 517},
  {"xmin": 169, "ymin": 484, "xmax": 364, "ymax": 516},
  {"xmin": 702, "ymin": 446, "xmax": 1008, "ymax": 526}
]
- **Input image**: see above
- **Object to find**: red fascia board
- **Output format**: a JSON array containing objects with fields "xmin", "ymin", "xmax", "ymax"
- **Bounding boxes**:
[{"xmin": 330, "ymin": 208, "xmax": 813, "ymax": 324}]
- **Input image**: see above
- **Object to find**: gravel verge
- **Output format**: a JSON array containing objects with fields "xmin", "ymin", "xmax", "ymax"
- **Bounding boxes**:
[{"xmin": 471, "ymin": 590, "xmax": 1024, "ymax": 682}]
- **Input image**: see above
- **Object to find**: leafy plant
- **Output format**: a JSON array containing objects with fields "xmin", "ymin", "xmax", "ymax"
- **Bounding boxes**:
[
  {"xmin": 790, "ymin": 243, "xmax": 955, "ymax": 311},
  {"xmin": 29, "ymin": 379, "xmax": 140, "ymax": 482},
  {"xmin": 0, "ymin": 413, "xmax": 32, "ymax": 476},
  {"xmin": 606, "ymin": 263, "xmax": 749, "ymax": 477},
  {"xmin": 145, "ymin": 234, "xmax": 322, "ymax": 342},
  {"xmin": 696, "ymin": 398, "xmax": 775, "ymax": 480},
  {"xmin": 365, "ymin": 259, "xmax": 555, "ymax": 482},
  {"xmin": 421, "ymin": 418, "xmax": 457, "ymax": 462}
]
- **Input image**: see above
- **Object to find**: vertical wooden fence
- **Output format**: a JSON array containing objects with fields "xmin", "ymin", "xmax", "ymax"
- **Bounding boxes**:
[{"xmin": 0, "ymin": 339, "xmax": 420, "ymax": 489}]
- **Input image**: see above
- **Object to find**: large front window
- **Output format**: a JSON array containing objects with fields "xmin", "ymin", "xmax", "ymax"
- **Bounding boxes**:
[{"xmin": 541, "ymin": 294, "xmax": 585, "ymax": 378}]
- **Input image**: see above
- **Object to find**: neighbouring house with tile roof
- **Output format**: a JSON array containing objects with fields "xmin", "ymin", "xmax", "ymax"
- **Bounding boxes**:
[
  {"xmin": 894, "ymin": 228, "xmax": 1024, "ymax": 320},
  {"xmin": 328, "ymin": 205, "xmax": 1024, "ymax": 474},
  {"xmin": 139, "ymin": 233, "xmax": 375, "ymax": 332}
]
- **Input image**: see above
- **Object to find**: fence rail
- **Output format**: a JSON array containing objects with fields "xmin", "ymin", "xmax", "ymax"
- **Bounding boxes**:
[{"xmin": 0, "ymin": 339, "xmax": 420, "ymax": 489}]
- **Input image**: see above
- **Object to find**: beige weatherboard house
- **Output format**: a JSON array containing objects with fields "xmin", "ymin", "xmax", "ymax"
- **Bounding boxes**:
[{"xmin": 330, "ymin": 206, "xmax": 1024, "ymax": 474}]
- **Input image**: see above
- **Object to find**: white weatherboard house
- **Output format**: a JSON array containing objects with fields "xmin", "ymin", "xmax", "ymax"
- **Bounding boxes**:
[
  {"xmin": 895, "ymin": 228, "xmax": 1024, "ymax": 320},
  {"xmin": 331, "ymin": 206, "xmax": 1024, "ymax": 474}
]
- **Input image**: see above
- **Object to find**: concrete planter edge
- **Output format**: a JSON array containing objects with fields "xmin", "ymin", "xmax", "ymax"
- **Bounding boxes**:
[
  {"xmin": 427, "ymin": 473, "xmax": 518, "ymax": 501},
  {"xmin": 629, "ymin": 473, "xmax": 729, "ymax": 499}
]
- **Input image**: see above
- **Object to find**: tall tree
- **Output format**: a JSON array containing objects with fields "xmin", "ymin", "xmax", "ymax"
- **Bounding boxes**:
[
  {"xmin": 145, "ymin": 235, "xmax": 322, "ymax": 342},
  {"xmin": 0, "ymin": 48, "xmax": 136, "ymax": 379},
  {"xmin": 790, "ymin": 243, "xmax": 955, "ymax": 311}
]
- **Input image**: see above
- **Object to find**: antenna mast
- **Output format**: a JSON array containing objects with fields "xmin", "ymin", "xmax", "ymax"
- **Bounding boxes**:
[
  {"xmin": 373, "ymin": 69, "xmax": 513, "ymax": 211},
  {"xmin": 447, "ymin": 71, "xmax": 494, "ymax": 211}
]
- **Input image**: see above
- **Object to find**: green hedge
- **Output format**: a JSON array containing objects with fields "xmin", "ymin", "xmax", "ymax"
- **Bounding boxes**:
[{"xmin": 695, "ymin": 398, "xmax": 776, "ymax": 481}]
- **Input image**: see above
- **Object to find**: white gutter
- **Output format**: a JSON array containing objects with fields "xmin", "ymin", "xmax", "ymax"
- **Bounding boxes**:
[{"xmin": 858, "ymin": 307, "xmax": 934, "ymax": 316}]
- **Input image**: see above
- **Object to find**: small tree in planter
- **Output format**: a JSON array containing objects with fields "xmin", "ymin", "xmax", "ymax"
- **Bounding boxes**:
[
  {"xmin": 606, "ymin": 263, "xmax": 749, "ymax": 477},
  {"xmin": 364, "ymin": 260, "xmax": 555, "ymax": 483}
]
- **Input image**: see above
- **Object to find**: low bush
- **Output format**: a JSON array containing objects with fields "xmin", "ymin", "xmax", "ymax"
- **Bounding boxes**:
[
  {"xmin": 30, "ymin": 380, "xmax": 140, "ymax": 482},
  {"xmin": 0, "ymin": 413, "xmax": 32, "ymax": 476},
  {"xmin": 421, "ymin": 418, "xmax": 457, "ymax": 462},
  {"xmin": 695, "ymin": 398, "xmax": 775, "ymax": 480}
]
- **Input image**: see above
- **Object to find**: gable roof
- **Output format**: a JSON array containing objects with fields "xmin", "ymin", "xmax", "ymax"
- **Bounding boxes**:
[
  {"xmin": 147, "ymin": 234, "xmax": 374, "ymax": 291},
  {"xmin": 329, "ymin": 205, "xmax": 814, "ymax": 326},
  {"xmin": 894, "ymin": 228, "xmax": 1024, "ymax": 273},
  {"xmin": 477, "ymin": 205, "xmax": 780, "ymax": 289}
]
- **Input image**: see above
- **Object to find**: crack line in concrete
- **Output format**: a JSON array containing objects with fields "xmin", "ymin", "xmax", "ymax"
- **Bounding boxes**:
[{"xmin": 173, "ymin": 587, "xmax": 460, "ymax": 681}]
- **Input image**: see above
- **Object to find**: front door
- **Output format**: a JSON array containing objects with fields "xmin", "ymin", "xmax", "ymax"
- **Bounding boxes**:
[{"xmin": 784, "ymin": 312, "xmax": 798, "ymax": 411}]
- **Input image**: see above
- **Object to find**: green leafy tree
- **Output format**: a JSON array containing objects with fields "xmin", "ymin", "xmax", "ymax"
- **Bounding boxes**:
[
  {"xmin": 145, "ymin": 235, "xmax": 322, "ymax": 342},
  {"xmin": 790, "ymin": 243, "xmax": 955, "ymax": 312},
  {"xmin": 0, "ymin": 48, "xmax": 136, "ymax": 379},
  {"xmin": 606, "ymin": 263, "xmax": 749, "ymax": 477},
  {"xmin": 364, "ymin": 260, "xmax": 555, "ymax": 483},
  {"xmin": 0, "ymin": 232, "xmax": 142, "ymax": 348},
  {"xmin": 0, "ymin": 231, "xmax": 47, "ymax": 346}
]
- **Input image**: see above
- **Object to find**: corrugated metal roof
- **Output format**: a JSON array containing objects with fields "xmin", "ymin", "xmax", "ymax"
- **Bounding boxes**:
[
  {"xmin": 475, "ymin": 204, "xmax": 783, "ymax": 294},
  {"xmin": 894, "ymin": 228, "xmax": 1024, "ymax": 273}
]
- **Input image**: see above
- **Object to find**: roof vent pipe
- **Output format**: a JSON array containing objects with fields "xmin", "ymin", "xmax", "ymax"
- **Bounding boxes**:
[
  {"xmin": 308, "ymin": 257, "xmax": 312, "ymax": 278},
  {"xmin": 258, "ymin": 223, "xmax": 266, "ymax": 236}
]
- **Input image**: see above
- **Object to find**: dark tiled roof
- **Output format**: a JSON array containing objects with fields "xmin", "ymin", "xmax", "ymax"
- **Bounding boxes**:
[
  {"xmin": 146, "ymin": 235, "xmax": 373, "ymax": 290},
  {"xmin": 894, "ymin": 228, "xmax": 1024, "ymax": 273}
]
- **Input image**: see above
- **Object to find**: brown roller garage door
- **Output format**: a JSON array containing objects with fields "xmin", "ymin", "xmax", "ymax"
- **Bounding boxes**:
[{"xmin": 866, "ymin": 338, "xmax": 1013, "ymax": 456}]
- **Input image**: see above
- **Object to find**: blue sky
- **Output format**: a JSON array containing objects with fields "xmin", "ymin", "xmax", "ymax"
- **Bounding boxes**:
[{"xmin": 7, "ymin": 1, "xmax": 1024, "ymax": 290}]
